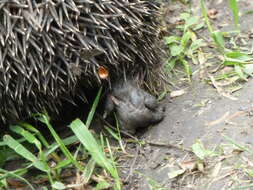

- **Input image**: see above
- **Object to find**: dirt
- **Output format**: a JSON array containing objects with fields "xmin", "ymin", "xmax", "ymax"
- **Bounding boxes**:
[
  {"xmin": 123, "ymin": 80, "xmax": 253, "ymax": 189},
  {"xmin": 122, "ymin": 1, "xmax": 253, "ymax": 189}
]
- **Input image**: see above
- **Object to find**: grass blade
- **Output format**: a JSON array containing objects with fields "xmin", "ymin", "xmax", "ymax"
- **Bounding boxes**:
[
  {"xmin": 105, "ymin": 138, "xmax": 121, "ymax": 190},
  {"xmin": 0, "ymin": 168, "xmax": 35, "ymax": 190},
  {"xmin": 19, "ymin": 122, "xmax": 50, "ymax": 147},
  {"xmin": 70, "ymin": 119, "xmax": 120, "ymax": 188},
  {"xmin": 82, "ymin": 159, "xmax": 96, "ymax": 184},
  {"xmin": 10, "ymin": 125, "xmax": 42, "ymax": 150},
  {"xmin": 86, "ymin": 87, "xmax": 102, "ymax": 128},
  {"xmin": 200, "ymin": 0, "xmax": 213, "ymax": 33},
  {"xmin": 228, "ymin": 0, "xmax": 240, "ymax": 31},
  {"xmin": 223, "ymin": 135, "xmax": 253, "ymax": 154},
  {"xmin": 18, "ymin": 122, "xmax": 61, "ymax": 162},
  {"xmin": 3, "ymin": 135, "xmax": 47, "ymax": 172},
  {"xmin": 37, "ymin": 114, "xmax": 84, "ymax": 171}
]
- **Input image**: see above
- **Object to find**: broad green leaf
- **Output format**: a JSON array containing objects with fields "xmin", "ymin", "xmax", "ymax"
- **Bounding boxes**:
[
  {"xmin": 165, "ymin": 58, "xmax": 177, "ymax": 73},
  {"xmin": 184, "ymin": 17, "xmax": 199, "ymax": 31},
  {"xmin": 192, "ymin": 141, "xmax": 206, "ymax": 160},
  {"xmin": 192, "ymin": 140, "xmax": 215, "ymax": 160},
  {"xmin": 190, "ymin": 39, "xmax": 204, "ymax": 52},
  {"xmin": 95, "ymin": 180, "xmax": 111, "ymax": 190},
  {"xmin": 181, "ymin": 31, "xmax": 191, "ymax": 48},
  {"xmin": 52, "ymin": 181, "xmax": 66, "ymax": 190},
  {"xmin": 225, "ymin": 51, "xmax": 253, "ymax": 61},
  {"xmin": 70, "ymin": 119, "xmax": 114, "ymax": 174},
  {"xmin": 212, "ymin": 31, "xmax": 225, "ymax": 50},
  {"xmin": 170, "ymin": 44, "xmax": 183, "ymax": 56},
  {"xmin": 164, "ymin": 36, "xmax": 180, "ymax": 45},
  {"xmin": 9, "ymin": 125, "xmax": 52, "ymax": 182},
  {"xmin": 223, "ymin": 60, "xmax": 241, "ymax": 66}
]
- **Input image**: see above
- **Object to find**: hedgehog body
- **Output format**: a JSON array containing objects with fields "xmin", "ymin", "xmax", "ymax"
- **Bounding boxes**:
[{"xmin": 0, "ymin": 0, "xmax": 162, "ymax": 124}]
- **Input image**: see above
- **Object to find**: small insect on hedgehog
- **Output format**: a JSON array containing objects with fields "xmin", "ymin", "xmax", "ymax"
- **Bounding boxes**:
[{"xmin": 0, "ymin": 0, "xmax": 165, "ymax": 130}]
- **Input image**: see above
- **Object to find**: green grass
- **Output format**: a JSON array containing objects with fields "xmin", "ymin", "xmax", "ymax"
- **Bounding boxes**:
[
  {"xmin": 164, "ymin": 0, "xmax": 253, "ymax": 85},
  {"xmin": 200, "ymin": 0, "xmax": 253, "ymax": 82},
  {"xmin": 0, "ymin": 87, "xmax": 122, "ymax": 189},
  {"xmin": 164, "ymin": 12, "xmax": 204, "ymax": 80}
]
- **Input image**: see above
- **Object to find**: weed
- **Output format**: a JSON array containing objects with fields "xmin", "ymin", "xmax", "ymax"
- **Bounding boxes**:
[
  {"xmin": 0, "ymin": 87, "xmax": 122, "ymax": 189},
  {"xmin": 200, "ymin": 0, "xmax": 253, "ymax": 83},
  {"xmin": 164, "ymin": 12, "xmax": 204, "ymax": 79},
  {"xmin": 164, "ymin": 0, "xmax": 253, "ymax": 87}
]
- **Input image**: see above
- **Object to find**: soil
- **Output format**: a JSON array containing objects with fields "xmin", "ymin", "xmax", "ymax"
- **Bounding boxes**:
[{"xmin": 121, "ymin": 1, "xmax": 253, "ymax": 189}]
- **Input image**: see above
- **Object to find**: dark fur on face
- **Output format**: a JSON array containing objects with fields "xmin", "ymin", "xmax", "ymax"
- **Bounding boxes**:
[{"xmin": 104, "ymin": 81, "xmax": 165, "ymax": 134}]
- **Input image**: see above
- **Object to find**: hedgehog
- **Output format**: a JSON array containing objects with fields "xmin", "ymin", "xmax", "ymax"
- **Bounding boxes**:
[{"xmin": 0, "ymin": 0, "xmax": 164, "ymax": 125}]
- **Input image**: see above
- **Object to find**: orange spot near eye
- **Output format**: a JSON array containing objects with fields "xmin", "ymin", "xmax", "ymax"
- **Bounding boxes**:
[{"xmin": 98, "ymin": 66, "xmax": 109, "ymax": 79}]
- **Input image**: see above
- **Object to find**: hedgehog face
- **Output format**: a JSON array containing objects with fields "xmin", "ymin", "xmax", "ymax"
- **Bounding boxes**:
[{"xmin": 104, "ymin": 81, "xmax": 165, "ymax": 134}]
